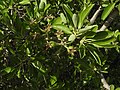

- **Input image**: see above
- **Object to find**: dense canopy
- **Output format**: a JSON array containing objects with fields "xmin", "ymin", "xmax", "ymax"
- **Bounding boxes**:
[{"xmin": 0, "ymin": 0, "xmax": 120, "ymax": 90}]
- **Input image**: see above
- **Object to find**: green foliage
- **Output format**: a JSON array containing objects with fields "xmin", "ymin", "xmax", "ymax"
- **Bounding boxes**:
[
  {"xmin": 0, "ymin": 0, "xmax": 120, "ymax": 90},
  {"xmin": 78, "ymin": 4, "xmax": 94, "ymax": 29},
  {"xmin": 101, "ymin": 3, "xmax": 115, "ymax": 20},
  {"xmin": 52, "ymin": 24, "xmax": 72, "ymax": 34}
]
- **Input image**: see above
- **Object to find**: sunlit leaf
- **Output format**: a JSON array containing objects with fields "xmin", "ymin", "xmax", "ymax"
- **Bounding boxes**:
[
  {"xmin": 92, "ymin": 37, "xmax": 116, "ymax": 46},
  {"xmin": 4, "ymin": 67, "xmax": 11, "ymax": 73},
  {"xmin": 19, "ymin": 0, "xmax": 30, "ymax": 5},
  {"xmin": 79, "ymin": 45, "xmax": 86, "ymax": 59},
  {"xmin": 116, "ymin": 87, "xmax": 120, "ymax": 90},
  {"xmin": 89, "ymin": 51, "xmax": 101, "ymax": 65},
  {"xmin": 32, "ymin": 61, "xmax": 46, "ymax": 74},
  {"xmin": 24, "ymin": 75, "xmax": 29, "ymax": 82},
  {"xmin": 50, "ymin": 41, "xmax": 56, "ymax": 47},
  {"xmin": 17, "ymin": 69, "xmax": 21, "ymax": 78},
  {"xmin": 78, "ymin": 25, "xmax": 97, "ymax": 33},
  {"xmin": 118, "ymin": 3, "xmax": 120, "ymax": 15},
  {"xmin": 114, "ymin": 30, "xmax": 120, "ymax": 38},
  {"xmin": 52, "ymin": 24, "xmax": 72, "ymax": 34},
  {"xmin": 52, "ymin": 17, "xmax": 62, "ymax": 25},
  {"xmin": 39, "ymin": 1, "xmax": 45, "ymax": 11},
  {"xmin": 44, "ymin": 4, "xmax": 50, "ymax": 12},
  {"xmin": 78, "ymin": 4, "xmax": 94, "ymax": 29},
  {"xmin": 63, "ymin": 4, "xmax": 73, "ymax": 25},
  {"xmin": 0, "ymin": 47, "xmax": 3, "ymax": 51},
  {"xmin": 63, "ymin": 4, "xmax": 73, "ymax": 18},
  {"xmin": 110, "ymin": 84, "xmax": 115, "ymax": 90},
  {"xmin": 72, "ymin": 13, "xmax": 78, "ymax": 28},
  {"xmin": 92, "ymin": 44, "xmax": 115, "ymax": 48},
  {"xmin": 68, "ymin": 34, "xmax": 76, "ymax": 42},
  {"xmin": 26, "ymin": 48, "xmax": 30, "ymax": 56},
  {"xmin": 60, "ymin": 13, "xmax": 67, "ymax": 23},
  {"xmin": 9, "ymin": 0, "xmax": 13, "ymax": 9},
  {"xmin": 50, "ymin": 76, "xmax": 57, "ymax": 86},
  {"xmin": 8, "ymin": 48, "xmax": 15, "ymax": 55},
  {"xmin": 101, "ymin": 3, "xmax": 115, "ymax": 20},
  {"xmin": 92, "ymin": 25, "xmax": 98, "ymax": 32},
  {"xmin": 40, "ymin": 0, "xmax": 47, "ymax": 5}
]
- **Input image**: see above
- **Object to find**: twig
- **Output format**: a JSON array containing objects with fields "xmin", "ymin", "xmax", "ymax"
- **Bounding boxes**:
[
  {"xmin": 100, "ymin": 73, "xmax": 110, "ymax": 90},
  {"xmin": 90, "ymin": 6, "xmax": 102, "ymax": 24},
  {"xmin": 97, "ymin": 9, "xmax": 119, "ymax": 32}
]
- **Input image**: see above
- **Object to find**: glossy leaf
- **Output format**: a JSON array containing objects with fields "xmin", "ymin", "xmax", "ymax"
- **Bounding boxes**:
[
  {"xmin": 44, "ymin": 4, "xmax": 50, "ymax": 12},
  {"xmin": 110, "ymin": 84, "xmax": 115, "ymax": 90},
  {"xmin": 0, "ymin": 0, "xmax": 119, "ymax": 89},
  {"xmin": 92, "ymin": 44, "xmax": 115, "ymax": 48},
  {"xmin": 72, "ymin": 14, "xmax": 78, "ymax": 28},
  {"xmin": 63, "ymin": 4, "xmax": 73, "ymax": 18},
  {"xmin": 68, "ymin": 34, "xmax": 76, "ymax": 42},
  {"xmin": 92, "ymin": 25, "xmax": 98, "ymax": 32},
  {"xmin": 85, "ymin": 31, "xmax": 96, "ymax": 38},
  {"xmin": 79, "ymin": 45, "xmax": 86, "ymax": 59},
  {"xmin": 32, "ymin": 61, "xmax": 46, "ymax": 74},
  {"xmin": 101, "ymin": 3, "xmax": 115, "ymax": 20},
  {"xmin": 78, "ymin": 25, "xmax": 97, "ymax": 33},
  {"xmin": 116, "ymin": 88, "xmax": 120, "ymax": 90},
  {"xmin": 93, "ymin": 31, "xmax": 114, "ymax": 40},
  {"xmin": 50, "ymin": 76, "xmax": 57, "ymax": 86},
  {"xmin": 63, "ymin": 4, "xmax": 73, "ymax": 25},
  {"xmin": 92, "ymin": 37, "xmax": 116, "ymax": 46},
  {"xmin": 78, "ymin": 4, "xmax": 94, "ymax": 29},
  {"xmin": 118, "ymin": 3, "xmax": 120, "ymax": 15},
  {"xmin": 89, "ymin": 51, "xmax": 101, "ymax": 65},
  {"xmin": 19, "ymin": 0, "xmax": 30, "ymax": 5},
  {"xmin": 4, "ymin": 67, "xmax": 11, "ymax": 73},
  {"xmin": 50, "ymin": 41, "xmax": 56, "ymax": 47},
  {"xmin": 0, "ymin": 47, "xmax": 3, "ymax": 51},
  {"xmin": 26, "ymin": 48, "xmax": 30, "ymax": 56},
  {"xmin": 17, "ymin": 69, "xmax": 21, "ymax": 78},
  {"xmin": 40, "ymin": 0, "xmax": 47, "ymax": 5},
  {"xmin": 60, "ymin": 13, "xmax": 67, "ymax": 23},
  {"xmin": 39, "ymin": 1, "xmax": 45, "ymax": 11},
  {"xmin": 114, "ymin": 30, "xmax": 120, "ymax": 38},
  {"xmin": 52, "ymin": 17, "xmax": 62, "ymax": 25},
  {"xmin": 9, "ymin": 0, "xmax": 13, "ymax": 9},
  {"xmin": 8, "ymin": 48, "xmax": 15, "ymax": 55},
  {"xmin": 52, "ymin": 24, "xmax": 72, "ymax": 34}
]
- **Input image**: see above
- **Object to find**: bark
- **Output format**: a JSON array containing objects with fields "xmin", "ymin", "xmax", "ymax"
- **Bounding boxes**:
[
  {"xmin": 100, "ymin": 73, "xmax": 110, "ymax": 90},
  {"xmin": 90, "ymin": 6, "xmax": 102, "ymax": 24},
  {"xmin": 98, "ymin": 9, "xmax": 119, "ymax": 32}
]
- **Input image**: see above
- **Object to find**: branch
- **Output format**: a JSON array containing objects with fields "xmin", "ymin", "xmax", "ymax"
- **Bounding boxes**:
[
  {"xmin": 97, "ymin": 9, "xmax": 119, "ymax": 32},
  {"xmin": 90, "ymin": 6, "xmax": 102, "ymax": 24},
  {"xmin": 100, "ymin": 73, "xmax": 110, "ymax": 90}
]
